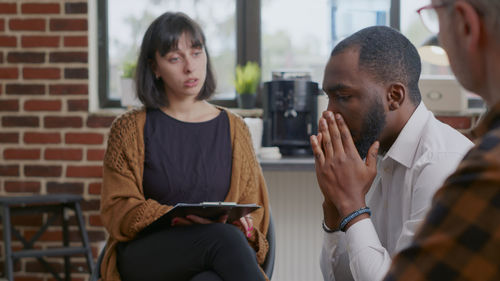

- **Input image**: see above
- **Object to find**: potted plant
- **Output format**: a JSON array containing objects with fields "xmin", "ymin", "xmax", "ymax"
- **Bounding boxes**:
[
  {"xmin": 234, "ymin": 61, "xmax": 260, "ymax": 109},
  {"xmin": 119, "ymin": 60, "xmax": 141, "ymax": 108}
]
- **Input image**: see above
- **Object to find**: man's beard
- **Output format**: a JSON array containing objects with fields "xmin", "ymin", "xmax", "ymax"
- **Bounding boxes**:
[{"xmin": 354, "ymin": 97, "xmax": 386, "ymax": 159}]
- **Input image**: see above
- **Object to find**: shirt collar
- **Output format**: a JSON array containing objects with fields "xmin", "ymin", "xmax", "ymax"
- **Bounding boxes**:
[
  {"xmin": 383, "ymin": 102, "xmax": 431, "ymax": 168},
  {"xmin": 471, "ymin": 101, "xmax": 500, "ymax": 139}
]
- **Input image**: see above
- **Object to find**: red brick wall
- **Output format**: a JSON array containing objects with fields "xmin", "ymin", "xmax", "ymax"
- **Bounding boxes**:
[{"xmin": 0, "ymin": 1, "xmax": 114, "ymax": 280}]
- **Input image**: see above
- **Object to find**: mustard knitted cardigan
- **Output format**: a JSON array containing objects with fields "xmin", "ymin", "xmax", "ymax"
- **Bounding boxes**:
[{"xmin": 99, "ymin": 107, "xmax": 270, "ymax": 281}]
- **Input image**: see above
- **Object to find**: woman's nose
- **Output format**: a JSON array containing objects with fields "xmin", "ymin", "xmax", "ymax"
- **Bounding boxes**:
[{"xmin": 184, "ymin": 58, "xmax": 194, "ymax": 74}]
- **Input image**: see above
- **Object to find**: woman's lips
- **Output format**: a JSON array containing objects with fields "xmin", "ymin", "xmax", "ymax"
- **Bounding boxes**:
[{"xmin": 184, "ymin": 78, "xmax": 199, "ymax": 88}]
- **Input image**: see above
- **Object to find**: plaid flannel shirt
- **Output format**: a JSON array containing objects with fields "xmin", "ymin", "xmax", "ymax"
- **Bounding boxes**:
[{"xmin": 384, "ymin": 101, "xmax": 500, "ymax": 281}]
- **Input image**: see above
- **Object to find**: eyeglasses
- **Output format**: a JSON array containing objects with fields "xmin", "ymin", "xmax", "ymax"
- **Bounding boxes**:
[{"xmin": 417, "ymin": 2, "xmax": 453, "ymax": 34}]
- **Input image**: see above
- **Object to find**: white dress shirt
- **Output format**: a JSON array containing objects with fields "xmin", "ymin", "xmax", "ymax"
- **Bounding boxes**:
[{"xmin": 320, "ymin": 103, "xmax": 474, "ymax": 281}]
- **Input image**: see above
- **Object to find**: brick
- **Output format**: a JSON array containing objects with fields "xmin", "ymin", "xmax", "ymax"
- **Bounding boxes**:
[
  {"xmin": 46, "ymin": 181, "xmax": 84, "ymax": 194},
  {"xmin": 24, "ymin": 229, "xmax": 63, "ymax": 242},
  {"xmin": 0, "ymin": 19, "xmax": 4, "ymax": 31},
  {"xmin": 65, "ymin": 2, "xmax": 87, "ymax": 14},
  {"xmin": 6, "ymin": 84, "xmax": 45, "ymax": 95},
  {"xmin": 0, "ymin": 3, "xmax": 16, "ymax": 14},
  {"xmin": 87, "ymin": 116, "xmax": 116, "ymax": 128},
  {"xmin": 89, "ymin": 214, "xmax": 103, "ymax": 226},
  {"xmin": 2, "ymin": 116, "xmax": 39, "ymax": 127},
  {"xmin": 0, "ymin": 165, "xmax": 19, "ymax": 176},
  {"xmin": 64, "ymin": 68, "xmax": 88, "ymax": 79},
  {"xmin": 11, "ymin": 214, "xmax": 43, "ymax": 226},
  {"xmin": 65, "ymin": 132, "xmax": 103, "ymax": 145},
  {"xmin": 0, "ymin": 35, "xmax": 16, "ymax": 47},
  {"xmin": 0, "ymin": 51, "xmax": 3, "ymax": 63},
  {"xmin": 50, "ymin": 19, "xmax": 87, "ymax": 31},
  {"xmin": 436, "ymin": 116, "xmax": 473, "ymax": 130},
  {"xmin": 21, "ymin": 35, "xmax": 59, "ymax": 48},
  {"xmin": 4, "ymin": 148, "xmax": 40, "ymax": 160},
  {"xmin": 49, "ymin": 52, "xmax": 87, "ymax": 63},
  {"xmin": 7, "ymin": 52, "xmax": 45, "ymax": 63},
  {"xmin": 24, "ymin": 165, "xmax": 62, "ymax": 177},
  {"xmin": 10, "ymin": 19, "xmax": 45, "ymax": 31},
  {"xmin": 0, "ymin": 99, "xmax": 19, "ymax": 111},
  {"xmin": 44, "ymin": 116, "xmax": 82, "ymax": 128},
  {"xmin": 87, "ymin": 149, "xmax": 105, "ymax": 161},
  {"xmin": 24, "ymin": 132, "xmax": 61, "ymax": 144},
  {"xmin": 0, "ymin": 67, "xmax": 18, "ymax": 79},
  {"xmin": 0, "ymin": 132, "xmax": 19, "ymax": 143},
  {"xmin": 64, "ymin": 35, "xmax": 87, "ymax": 47},
  {"xmin": 81, "ymin": 199, "xmax": 100, "ymax": 211},
  {"xmin": 5, "ymin": 181, "xmax": 41, "ymax": 193},
  {"xmin": 67, "ymin": 99, "xmax": 88, "ymax": 111},
  {"xmin": 22, "ymin": 3, "xmax": 60, "ymax": 14},
  {"xmin": 24, "ymin": 99, "xmax": 62, "ymax": 111},
  {"xmin": 45, "ymin": 148, "xmax": 82, "ymax": 161},
  {"xmin": 67, "ymin": 165, "xmax": 103, "ymax": 178},
  {"xmin": 49, "ymin": 84, "xmax": 87, "ymax": 95},
  {"xmin": 23, "ymin": 67, "xmax": 60, "ymax": 79},
  {"xmin": 88, "ymin": 182, "xmax": 102, "ymax": 195}
]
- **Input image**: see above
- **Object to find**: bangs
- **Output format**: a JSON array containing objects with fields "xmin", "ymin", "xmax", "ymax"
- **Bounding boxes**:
[{"xmin": 156, "ymin": 21, "xmax": 205, "ymax": 57}]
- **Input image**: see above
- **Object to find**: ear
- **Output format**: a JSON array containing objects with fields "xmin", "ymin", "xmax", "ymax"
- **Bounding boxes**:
[
  {"xmin": 453, "ymin": 1, "xmax": 482, "ymax": 53},
  {"xmin": 386, "ymin": 83, "xmax": 405, "ymax": 111}
]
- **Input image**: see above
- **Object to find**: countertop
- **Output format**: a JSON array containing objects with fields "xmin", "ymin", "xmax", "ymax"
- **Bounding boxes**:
[{"xmin": 259, "ymin": 156, "xmax": 315, "ymax": 171}]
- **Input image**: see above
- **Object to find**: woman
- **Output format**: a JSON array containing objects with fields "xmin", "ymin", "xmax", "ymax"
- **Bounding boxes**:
[{"xmin": 100, "ymin": 12, "xmax": 270, "ymax": 281}]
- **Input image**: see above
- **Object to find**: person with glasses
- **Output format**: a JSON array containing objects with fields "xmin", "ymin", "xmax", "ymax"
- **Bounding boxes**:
[
  {"xmin": 385, "ymin": 1, "xmax": 500, "ymax": 280},
  {"xmin": 311, "ymin": 26, "xmax": 473, "ymax": 281}
]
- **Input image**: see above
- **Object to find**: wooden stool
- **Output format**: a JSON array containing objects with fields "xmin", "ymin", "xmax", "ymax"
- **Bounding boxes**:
[{"xmin": 0, "ymin": 194, "xmax": 94, "ymax": 281}]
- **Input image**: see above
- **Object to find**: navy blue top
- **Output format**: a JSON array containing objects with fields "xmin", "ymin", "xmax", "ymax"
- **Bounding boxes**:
[{"xmin": 142, "ymin": 109, "xmax": 232, "ymax": 205}]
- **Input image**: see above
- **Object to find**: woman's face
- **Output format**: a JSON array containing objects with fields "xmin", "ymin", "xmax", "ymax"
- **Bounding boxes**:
[{"xmin": 153, "ymin": 32, "xmax": 207, "ymax": 101}]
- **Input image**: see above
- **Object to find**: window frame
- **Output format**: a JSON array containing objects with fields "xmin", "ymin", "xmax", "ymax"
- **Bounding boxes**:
[{"xmin": 97, "ymin": 0, "xmax": 400, "ymax": 109}]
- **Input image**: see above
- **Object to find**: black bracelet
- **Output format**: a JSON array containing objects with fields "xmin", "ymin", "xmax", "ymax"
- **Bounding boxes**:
[
  {"xmin": 322, "ymin": 220, "xmax": 339, "ymax": 233},
  {"xmin": 340, "ymin": 207, "xmax": 371, "ymax": 232}
]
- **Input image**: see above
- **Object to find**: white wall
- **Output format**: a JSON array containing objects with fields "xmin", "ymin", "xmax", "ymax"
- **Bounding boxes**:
[{"xmin": 264, "ymin": 171, "xmax": 325, "ymax": 281}]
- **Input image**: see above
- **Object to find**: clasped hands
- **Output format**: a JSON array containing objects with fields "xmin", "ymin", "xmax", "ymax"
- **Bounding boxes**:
[
  {"xmin": 310, "ymin": 111, "xmax": 379, "ymax": 230},
  {"xmin": 171, "ymin": 214, "xmax": 254, "ymax": 238}
]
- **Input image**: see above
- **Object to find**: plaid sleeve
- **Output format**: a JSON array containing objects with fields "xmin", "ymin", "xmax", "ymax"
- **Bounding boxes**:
[{"xmin": 383, "ymin": 129, "xmax": 500, "ymax": 281}]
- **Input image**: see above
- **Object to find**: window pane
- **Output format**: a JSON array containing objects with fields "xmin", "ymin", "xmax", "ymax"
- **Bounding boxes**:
[
  {"xmin": 261, "ymin": 0, "xmax": 331, "ymax": 85},
  {"xmin": 108, "ymin": 0, "xmax": 236, "ymax": 101},
  {"xmin": 261, "ymin": 0, "xmax": 390, "ymax": 86},
  {"xmin": 400, "ymin": 0, "xmax": 452, "ymax": 75}
]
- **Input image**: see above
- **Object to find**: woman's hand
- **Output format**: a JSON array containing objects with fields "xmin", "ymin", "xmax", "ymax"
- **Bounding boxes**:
[
  {"xmin": 171, "ymin": 214, "xmax": 228, "ymax": 226},
  {"xmin": 233, "ymin": 215, "xmax": 254, "ymax": 238}
]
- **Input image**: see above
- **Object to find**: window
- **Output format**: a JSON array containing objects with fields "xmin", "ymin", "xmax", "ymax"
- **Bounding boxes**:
[
  {"xmin": 400, "ymin": 0, "xmax": 453, "ymax": 76},
  {"xmin": 98, "ymin": 0, "xmax": 258, "ymax": 108},
  {"xmin": 261, "ymin": 0, "xmax": 392, "ymax": 86}
]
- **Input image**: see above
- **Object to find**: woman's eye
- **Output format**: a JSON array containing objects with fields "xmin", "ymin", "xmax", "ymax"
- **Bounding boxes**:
[
  {"xmin": 193, "ymin": 51, "xmax": 202, "ymax": 57},
  {"xmin": 168, "ymin": 57, "xmax": 180, "ymax": 63}
]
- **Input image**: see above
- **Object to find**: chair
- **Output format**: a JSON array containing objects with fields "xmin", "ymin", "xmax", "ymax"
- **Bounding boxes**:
[
  {"xmin": 0, "ymin": 194, "xmax": 95, "ymax": 281},
  {"xmin": 90, "ymin": 212, "xmax": 276, "ymax": 281}
]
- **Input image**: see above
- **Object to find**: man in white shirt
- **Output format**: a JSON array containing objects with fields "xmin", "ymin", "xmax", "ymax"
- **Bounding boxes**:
[{"xmin": 310, "ymin": 26, "xmax": 474, "ymax": 281}]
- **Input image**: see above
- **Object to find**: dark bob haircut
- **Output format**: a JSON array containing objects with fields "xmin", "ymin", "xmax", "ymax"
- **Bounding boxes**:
[
  {"xmin": 331, "ymin": 26, "xmax": 422, "ymax": 105},
  {"xmin": 135, "ymin": 12, "xmax": 216, "ymax": 109}
]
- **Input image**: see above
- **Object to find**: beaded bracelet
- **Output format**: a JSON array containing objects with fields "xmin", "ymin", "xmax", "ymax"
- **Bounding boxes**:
[{"xmin": 339, "ymin": 207, "xmax": 371, "ymax": 232}]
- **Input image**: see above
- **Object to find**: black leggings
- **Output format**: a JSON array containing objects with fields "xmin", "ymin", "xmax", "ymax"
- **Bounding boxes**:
[{"xmin": 116, "ymin": 223, "xmax": 265, "ymax": 281}]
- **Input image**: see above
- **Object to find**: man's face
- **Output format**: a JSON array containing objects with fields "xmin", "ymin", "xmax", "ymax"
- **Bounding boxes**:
[{"xmin": 322, "ymin": 48, "xmax": 387, "ymax": 158}]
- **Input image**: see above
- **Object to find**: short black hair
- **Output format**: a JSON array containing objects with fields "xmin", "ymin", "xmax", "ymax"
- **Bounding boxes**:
[
  {"xmin": 135, "ymin": 12, "xmax": 216, "ymax": 109},
  {"xmin": 331, "ymin": 26, "xmax": 422, "ymax": 105}
]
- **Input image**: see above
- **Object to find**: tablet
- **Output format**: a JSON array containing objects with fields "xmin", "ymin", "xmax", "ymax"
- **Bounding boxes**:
[
  {"xmin": 167, "ymin": 202, "xmax": 261, "ymax": 223},
  {"xmin": 145, "ymin": 202, "xmax": 261, "ymax": 231}
]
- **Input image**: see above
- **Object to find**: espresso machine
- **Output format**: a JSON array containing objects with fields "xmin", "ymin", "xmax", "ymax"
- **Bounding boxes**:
[{"xmin": 262, "ymin": 71, "xmax": 319, "ymax": 156}]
